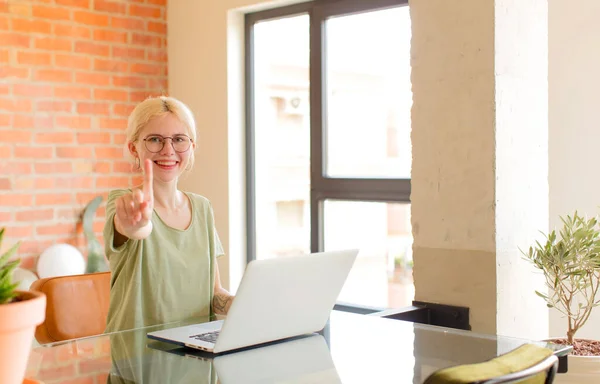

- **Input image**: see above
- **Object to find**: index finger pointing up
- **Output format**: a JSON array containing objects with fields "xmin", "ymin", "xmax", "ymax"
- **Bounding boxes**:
[{"xmin": 143, "ymin": 158, "xmax": 153, "ymax": 199}]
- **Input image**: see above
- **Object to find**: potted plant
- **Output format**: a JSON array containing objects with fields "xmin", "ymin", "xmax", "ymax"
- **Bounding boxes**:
[
  {"xmin": 524, "ymin": 212, "xmax": 600, "ymax": 381},
  {"xmin": 0, "ymin": 228, "xmax": 46, "ymax": 384}
]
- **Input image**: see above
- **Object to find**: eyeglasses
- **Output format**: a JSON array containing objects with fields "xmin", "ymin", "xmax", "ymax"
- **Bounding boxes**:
[{"xmin": 142, "ymin": 134, "xmax": 193, "ymax": 153}]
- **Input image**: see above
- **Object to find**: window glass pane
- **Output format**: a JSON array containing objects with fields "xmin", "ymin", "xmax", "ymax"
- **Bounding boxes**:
[
  {"xmin": 324, "ymin": 200, "xmax": 414, "ymax": 308},
  {"xmin": 253, "ymin": 15, "xmax": 311, "ymax": 259},
  {"xmin": 325, "ymin": 7, "xmax": 412, "ymax": 179}
]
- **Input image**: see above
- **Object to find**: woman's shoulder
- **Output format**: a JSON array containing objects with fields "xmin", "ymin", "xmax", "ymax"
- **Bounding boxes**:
[{"xmin": 184, "ymin": 191, "xmax": 212, "ymax": 207}]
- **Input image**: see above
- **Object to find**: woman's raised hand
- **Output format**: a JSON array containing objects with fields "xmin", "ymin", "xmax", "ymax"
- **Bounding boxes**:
[{"xmin": 114, "ymin": 159, "xmax": 154, "ymax": 239}]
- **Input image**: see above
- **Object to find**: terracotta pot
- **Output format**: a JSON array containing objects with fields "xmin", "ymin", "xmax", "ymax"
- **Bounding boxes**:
[{"xmin": 0, "ymin": 290, "xmax": 46, "ymax": 384}]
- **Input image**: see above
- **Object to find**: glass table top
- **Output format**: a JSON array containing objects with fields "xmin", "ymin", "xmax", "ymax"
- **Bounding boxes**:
[{"xmin": 25, "ymin": 310, "xmax": 571, "ymax": 384}]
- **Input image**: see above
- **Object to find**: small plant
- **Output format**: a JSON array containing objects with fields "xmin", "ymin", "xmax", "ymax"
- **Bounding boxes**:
[
  {"xmin": 523, "ymin": 212, "xmax": 600, "ymax": 346},
  {"xmin": 82, "ymin": 196, "xmax": 108, "ymax": 273},
  {"xmin": 0, "ymin": 228, "xmax": 21, "ymax": 304}
]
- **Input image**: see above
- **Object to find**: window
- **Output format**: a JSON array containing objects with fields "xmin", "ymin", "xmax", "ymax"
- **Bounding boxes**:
[{"xmin": 246, "ymin": 0, "xmax": 412, "ymax": 311}]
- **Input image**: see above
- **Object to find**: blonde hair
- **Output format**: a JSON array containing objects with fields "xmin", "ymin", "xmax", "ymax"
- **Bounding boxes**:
[{"xmin": 126, "ymin": 96, "xmax": 197, "ymax": 170}]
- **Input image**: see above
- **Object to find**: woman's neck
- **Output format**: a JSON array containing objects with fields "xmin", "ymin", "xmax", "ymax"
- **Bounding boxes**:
[{"xmin": 152, "ymin": 180, "xmax": 183, "ymax": 211}]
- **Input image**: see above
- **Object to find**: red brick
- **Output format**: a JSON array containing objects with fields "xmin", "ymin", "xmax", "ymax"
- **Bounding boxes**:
[
  {"xmin": 37, "ymin": 100, "xmax": 73, "ymax": 112},
  {"xmin": 7, "ymin": 3, "xmax": 31, "ymax": 16},
  {"xmin": 35, "ymin": 37, "xmax": 72, "ymax": 51},
  {"xmin": 94, "ymin": 0, "xmax": 126, "ymax": 14},
  {"xmin": 55, "ymin": 115, "xmax": 91, "ymax": 129},
  {"xmin": 0, "ymin": 114, "xmax": 10, "ymax": 126},
  {"xmin": 99, "ymin": 117, "xmax": 127, "ymax": 130},
  {"xmin": 112, "ymin": 75, "xmax": 146, "ymax": 88},
  {"xmin": 12, "ymin": 18, "xmax": 52, "ymax": 34},
  {"xmin": 16, "ymin": 209, "xmax": 54, "ymax": 221},
  {"xmin": 96, "ymin": 147, "xmax": 125, "ymax": 159},
  {"xmin": 131, "ymin": 33, "xmax": 162, "ymax": 47},
  {"xmin": 0, "ymin": 32, "xmax": 30, "ymax": 47},
  {"xmin": 34, "ymin": 69, "xmax": 72, "ymax": 83},
  {"xmin": 2, "ymin": 225, "xmax": 33, "ymax": 238},
  {"xmin": 12, "ymin": 115, "xmax": 53, "ymax": 129},
  {"xmin": 35, "ymin": 162, "xmax": 73, "ymax": 174},
  {"xmin": 130, "ymin": 91, "xmax": 151, "ymax": 103},
  {"xmin": 75, "ymin": 72, "xmax": 111, "ymax": 86},
  {"xmin": 0, "ymin": 99, "xmax": 32, "ymax": 112},
  {"xmin": 55, "ymin": 177, "xmax": 94, "ymax": 189},
  {"xmin": 112, "ymin": 103, "xmax": 134, "ymax": 116},
  {"xmin": 33, "ymin": 177, "xmax": 55, "ymax": 189},
  {"xmin": 0, "ymin": 145, "xmax": 11, "ymax": 158},
  {"xmin": 96, "ymin": 176, "xmax": 128, "ymax": 188},
  {"xmin": 147, "ymin": 0, "xmax": 166, "ymax": 5},
  {"xmin": 0, "ymin": 162, "xmax": 32, "ymax": 175},
  {"xmin": 94, "ymin": 58, "xmax": 128, "ymax": 72},
  {"xmin": 0, "ymin": 16, "xmax": 8, "ymax": 30},
  {"xmin": 73, "ymin": 10, "xmax": 108, "ymax": 26},
  {"xmin": 112, "ymin": 46, "xmax": 145, "ymax": 60},
  {"xmin": 111, "ymin": 16, "xmax": 144, "ymax": 31},
  {"xmin": 147, "ymin": 49, "xmax": 167, "ymax": 62},
  {"xmin": 55, "ymin": 54, "xmax": 92, "ymax": 70},
  {"xmin": 131, "ymin": 62, "xmax": 164, "ymax": 75},
  {"xmin": 0, "ymin": 67, "xmax": 30, "ymax": 79},
  {"xmin": 55, "ymin": 86, "xmax": 92, "ymax": 100},
  {"xmin": 55, "ymin": 0, "xmax": 90, "ymax": 8},
  {"xmin": 15, "ymin": 146, "xmax": 53, "ymax": 159},
  {"xmin": 129, "ymin": 4, "xmax": 161, "ymax": 18},
  {"xmin": 77, "ymin": 102, "xmax": 110, "ymax": 115},
  {"xmin": 32, "ymin": 5, "xmax": 71, "ymax": 21},
  {"xmin": 113, "ymin": 161, "xmax": 134, "ymax": 173},
  {"xmin": 0, "ymin": 211, "xmax": 12, "ymax": 221},
  {"xmin": 18, "ymin": 240, "xmax": 53, "ymax": 255},
  {"xmin": 53, "ymin": 24, "xmax": 91, "ymax": 39},
  {"xmin": 17, "ymin": 51, "xmax": 51, "ymax": 66},
  {"xmin": 13, "ymin": 84, "xmax": 53, "ymax": 97},
  {"xmin": 0, "ymin": 130, "xmax": 31, "ymax": 143},
  {"xmin": 75, "ymin": 41, "xmax": 110, "ymax": 56},
  {"xmin": 37, "ymin": 222, "xmax": 76, "ymax": 234},
  {"xmin": 147, "ymin": 21, "xmax": 166, "ymax": 34},
  {"xmin": 93, "ymin": 29, "xmax": 127, "ymax": 43},
  {"xmin": 77, "ymin": 132, "xmax": 111, "ymax": 144},
  {"xmin": 0, "ymin": 49, "xmax": 8, "ymax": 62},
  {"xmin": 147, "ymin": 80, "xmax": 166, "ymax": 93},
  {"xmin": 0, "ymin": 177, "xmax": 10, "ymax": 190},
  {"xmin": 94, "ymin": 89, "xmax": 128, "ymax": 102},
  {"xmin": 35, "ymin": 132, "xmax": 75, "ymax": 144},
  {"xmin": 57, "ymin": 146, "xmax": 94, "ymax": 158}
]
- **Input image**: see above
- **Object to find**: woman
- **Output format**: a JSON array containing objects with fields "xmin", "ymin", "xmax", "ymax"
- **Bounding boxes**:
[{"xmin": 103, "ymin": 96, "xmax": 233, "ymax": 333}]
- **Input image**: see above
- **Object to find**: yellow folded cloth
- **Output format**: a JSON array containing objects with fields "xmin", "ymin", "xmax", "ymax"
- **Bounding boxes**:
[{"xmin": 424, "ymin": 343, "xmax": 553, "ymax": 384}]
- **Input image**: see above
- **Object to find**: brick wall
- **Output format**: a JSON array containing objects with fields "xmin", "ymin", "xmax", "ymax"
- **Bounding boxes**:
[{"xmin": 0, "ymin": 0, "xmax": 167, "ymax": 270}]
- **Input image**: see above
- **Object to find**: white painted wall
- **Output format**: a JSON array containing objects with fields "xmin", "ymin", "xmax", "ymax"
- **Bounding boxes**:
[
  {"xmin": 168, "ymin": 0, "xmax": 308, "ymax": 291},
  {"xmin": 549, "ymin": 0, "xmax": 600, "ymax": 341},
  {"xmin": 169, "ymin": 0, "xmax": 600, "ymax": 338}
]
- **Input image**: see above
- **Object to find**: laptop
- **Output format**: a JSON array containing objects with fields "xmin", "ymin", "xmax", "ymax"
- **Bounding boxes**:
[{"xmin": 147, "ymin": 249, "xmax": 357, "ymax": 354}]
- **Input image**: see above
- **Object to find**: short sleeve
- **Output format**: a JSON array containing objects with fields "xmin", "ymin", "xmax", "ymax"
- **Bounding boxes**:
[
  {"xmin": 214, "ymin": 229, "xmax": 225, "ymax": 258},
  {"xmin": 103, "ymin": 189, "xmax": 130, "ymax": 257},
  {"xmin": 206, "ymin": 201, "xmax": 225, "ymax": 259}
]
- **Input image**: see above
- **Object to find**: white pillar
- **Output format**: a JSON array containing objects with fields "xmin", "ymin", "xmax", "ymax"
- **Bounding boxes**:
[{"xmin": 410, "ymin": 0, "xmax": 549, "ymax": 338}]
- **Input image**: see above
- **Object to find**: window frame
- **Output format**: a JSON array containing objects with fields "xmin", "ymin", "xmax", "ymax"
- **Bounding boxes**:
[{"xmin": 245, "ymin": 0, "xmax": 411, "ymax": 311}]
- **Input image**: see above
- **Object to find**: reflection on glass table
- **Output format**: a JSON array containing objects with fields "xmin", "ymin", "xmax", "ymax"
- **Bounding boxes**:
[{"xmin": 25, "ymin": 311, "xmax": 571, "ymax": 384}]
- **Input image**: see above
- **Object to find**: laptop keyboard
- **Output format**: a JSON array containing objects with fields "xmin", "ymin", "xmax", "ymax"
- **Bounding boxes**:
[{"xmin": 189, "ymin": 330, "xmax": 220, "ymax": 344}]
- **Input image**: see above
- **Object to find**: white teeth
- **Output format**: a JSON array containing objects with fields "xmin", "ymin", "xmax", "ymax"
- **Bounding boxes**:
[{"xmin": 155, "ymin": 161, "xmax": 177, "ymax": 166}]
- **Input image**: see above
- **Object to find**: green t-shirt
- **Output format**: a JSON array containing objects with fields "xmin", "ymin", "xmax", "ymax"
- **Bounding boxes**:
[{"xmin": 103, "ymin": 189, "xmax": 224, "ymax": 333}]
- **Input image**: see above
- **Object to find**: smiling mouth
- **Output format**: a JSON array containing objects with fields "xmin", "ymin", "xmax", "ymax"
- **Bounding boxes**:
[{"xmin": 154, "ymin": 160, "xmax": 179, "ymax": 167}]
